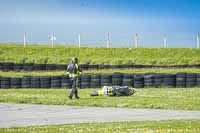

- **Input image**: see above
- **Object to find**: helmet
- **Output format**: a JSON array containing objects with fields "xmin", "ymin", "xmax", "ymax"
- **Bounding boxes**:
[
  {"xmin": 72, "ymin": 57, "xmax": 78, "ymax": 63},
  {"xmin": 129, "ymin": 88, "xmax": 135, "ymax": 96}
]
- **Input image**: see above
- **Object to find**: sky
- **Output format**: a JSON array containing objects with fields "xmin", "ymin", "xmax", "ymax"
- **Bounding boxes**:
[{"xmin": 0, "ymin": 0, "xmax": 200, "ymax": 48}]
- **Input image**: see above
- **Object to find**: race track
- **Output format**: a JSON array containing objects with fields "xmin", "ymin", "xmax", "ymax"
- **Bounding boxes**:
[{"xmin": 1, "ymin": 103, "xmax": 200, "ymax": 128}]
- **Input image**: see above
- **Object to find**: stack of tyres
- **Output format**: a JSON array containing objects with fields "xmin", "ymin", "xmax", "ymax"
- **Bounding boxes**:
[
  {"xmin": 3, "ymin": 63, "xmax": 13, "ymax": 71},
  {"xmin": 51, "ymin": 76, "xmax": 61, "ymax": 88},
  {"xmin": 61, "ymin": 76, "xmax": 71, "ymax": 88},
  {"xmin": 46, "ymin": 64, "xmax": 56, "ymax": 71},
  {"xmin": 80, "ymin": 75, "xmax": 91, "ymax": 89},
  {"xmin": 101, "ymin": 74, "xmax": 112, "ymax": 87},
  {"xmin": 0, "ymin": 63, "xmax": 2, "ymax": 71},
  {"xmin": 112, "ymin": 73, "xmax": 122, "ymax": 86},
  {"xmin": 40, "ymin": 76, "xmax": 51, "ymax": 88},
  {"xmin": 80, "ymin": 64, "xmax": 89, "ymax": 70},
  {"xmin": 40, "ymin": 64, "xmax": 46, "ymax": 71},
  {"xmin": 56, "ymin": 64, "xmax": 66, "ymax": 70},
  {"xmin": 24, "ymin": 64, "xmax": 32, "ymax": 71},
  {"xmin": 196, "ymin": 74, "xmax": 200, "ymax": 87},
  {"xmin": 176, "ymin": 73, "xmax": 186, "ymax": 88},
  {"xmin": 154, "ymin": 73, "xmax": 164, "ymax": 88},
  {"xmin": 103, "ymin": 65, "xmax": 110, "ymax": 69},
  {"xmin": 98, "ymin": 65, "xmax": 105, "ymax": 69},
  {"xmin": 110, "ymin": 65, "xmax": 120, "ymax": 69},
  {"xmin": 144, "ymin": 73, "xmax": 155, "ymax": 88},
  {"xmin": 163, "ymin": 74, "xmax": 176, "ymax": 88},
  {"xmin": 90, "ymin": 74, "xmax": 101, "ymax": 88},
  {"xmin": 13, "ymin": 64, "xmax": 23, "ymax": 71},
  {"xmin": 134, "ymin": 75, "xmax": 144, "ymax": 88},
  {"xmin": 186, "ymin": 73, "xmax": 196, "ymax": 88},
  {"xmin": 0, "ymin": 77, "xmax": 10, "ymax": 89},
  {"xmin": 88, "ymin": 65, "xmax": 98, "ymax": 69},
  {"xmin": 33, "ymin": 64, "xmax": 45, "ymax": 71},
  {"xmin": 31, "ymin": 77, "xmax": 40, "ymax": 88},
  {"xmin": 120, "ymin": 64, "xmax": 132, "ymax": 69},
  {"xmin": 10, "ymin": 77, "xmax": 21, "ymax": 88},
  {"xmin": 122, "ymin": 73, "xmax": 133, "ymax": 87},
  {"xmin": 23, "ymin": 63, "xmax": 34, "ymax": 71},
  {"xmin": 21, "ymin": 76, "xmax": 31, "ymax": 88}
]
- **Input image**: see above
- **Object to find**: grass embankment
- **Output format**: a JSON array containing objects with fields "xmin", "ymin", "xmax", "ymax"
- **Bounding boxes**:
[
  {"xmin": 1, "ymin": 44, "xmax": 200, "ymax": 65},
  {"xmin": 0, "ymin": 88, "xmax": 200, "ymax": 110},
  {"xmin": 1, "ymin": 68, "xmax": 200, "ymax": 77},
  {"xmin": 1, "ymin": 120, "xmax": 200, "ymax": 133}
]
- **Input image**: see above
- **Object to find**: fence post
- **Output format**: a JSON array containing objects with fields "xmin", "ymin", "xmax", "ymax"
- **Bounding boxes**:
[
  {"xmin": 78, "ymin": 34, "xmax": 81, "ymax": 48},
  {"xmin": 163, "ymin": 34, "xmax": 167, "ymax": 48},
  {"xmin": 197, "ymin": 32, "xmax": 199, "ymax": 48},
  {"xmin": 23, "ymin": 32, "xmax": 26, "ymax": 47},
  {"xmin": 134, "ymin": 33, "xmax": 138, "ymax": 48},
  {"xmin": 107, "ymin": 32, "xmax": 110, "ymax": 48},
  {"xmin": 51, "ymin": 33, "xmax": 56, "ymax": 48}
]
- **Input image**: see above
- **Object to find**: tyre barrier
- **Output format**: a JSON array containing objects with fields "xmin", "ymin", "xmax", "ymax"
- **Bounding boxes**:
[
  {"xmin": 90, "ymin": 74, "xmax": 101, "ymax": 88},
  {"xmin": 61, "ymin": 76, "xmax": 71, "ymax": 88},
  {"xmin": 197, "ymin": 74, "xmax": 200, "ymax": 87},
  {"xmin": 31, "ymin": 77, "xmax": 40, "ymax": 88},
  {"xmin": 13, "ymin": 64, "xmax": 23, "ymax": 71},
  {"xmin": 1, "ymin": 73, "xmax": 200, "ymax": 89},
  {"xmin": 0, "ymin": 77, "xmax": 10, "ymax": 89},
  {"xmin": 122, "ymin": 73, "xmax": 133, "ymax": 87},
  {"xmin": 40, "ymin": 76, "xmax": 51, "ymax": 88},
  {"xmin": 186, "ymin": 73, "xmax": 196, "ymax": 88},
  {"xmin": 112, "ymin": 73, "xmax": 122, "ymax": 86},
  {"xmin": 10, "ymin": 77, "xmax": 21, "ymax": 88},
  {"xmin": 154, "ymin": 73, "xmax": 164, "ymax": 88},
  {"xmin": 2, "ymin": 62, "xmax": 200, "ymax": 71},
  {"xmin": 134, "ymin": 74, "xmax": 144, "ymax": 88},
  {"xmin": 21, "ymin": 76, "xmax": 31, "ymax": 88},
  {"xmin": 51, "ymin": 76, "xmax": 61, "ymax": 88},
  {"xmin": 176, "ymin": 73, "xmax": 186, "ymax": 88},
  {"xmin": 144, "ymin": 73, "xmax": 155, "ymax": 88},
  {"xmin": 164, "ymin": 74, "xmax": 176, "ymax": 88},
  {"xmin": 80, "ymin": 75, "xmax": 91, "ymax": 89},
  {"xmin": 101, "ymin": 74, "xmax": 112, "ymax": 87}
]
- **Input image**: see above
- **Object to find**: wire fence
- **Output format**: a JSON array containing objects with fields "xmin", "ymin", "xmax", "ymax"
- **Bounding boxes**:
[{"xmin": 1, "ymin": 32, "xmax": 199, "ymax": 48}]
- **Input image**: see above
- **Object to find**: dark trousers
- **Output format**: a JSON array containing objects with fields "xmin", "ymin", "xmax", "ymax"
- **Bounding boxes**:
[{"xmin": 70, "ymin": 77, "xmax": 79, "ymax": 97}]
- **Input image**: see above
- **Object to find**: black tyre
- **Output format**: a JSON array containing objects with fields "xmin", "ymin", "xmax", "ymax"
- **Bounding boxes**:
[
  {"xmin": 10, "ymin": 77, "xmax": 21, "ymax": 88},
  {"xmin": 21, "ymin": 76, "xmax": 31, "ymax": 88},
  {"xmin": 31, "ymin": 77, "xmax": 40, "ymax": 88}
]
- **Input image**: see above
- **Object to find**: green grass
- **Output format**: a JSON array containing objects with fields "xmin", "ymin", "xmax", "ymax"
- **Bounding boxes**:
[
  {"xmin": 1, "ymin": 120, "xmax": 200, "ymax": 133},
  {"xmin": 1, "ymin": 68, "xmax": 200, "ymax": 77},
  {"xmin": 1, "ymin": 44, "xmax": 200, "ymax": 65},
  {"xmin": 1, "ymin": 88, "xmax": 200, "ymax": 110}
]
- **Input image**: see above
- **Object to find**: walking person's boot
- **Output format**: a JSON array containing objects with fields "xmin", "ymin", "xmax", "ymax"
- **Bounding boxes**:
[
  {"xmin": 69, "ymin": 92, "xmax": 73, "ymax": 99},
  {"xmin": 69, "ymin": 90, "xmax": 74, "ymax": 99},
  {"xmin": 75, "ymin": 89, "xmax": 80, "ymax": 99}
]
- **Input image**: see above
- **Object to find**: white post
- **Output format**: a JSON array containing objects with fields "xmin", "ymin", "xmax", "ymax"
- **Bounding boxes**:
[
  {"xmin": 107, "ymin": 32, "xmax": 110, "ymax": 48},
  {"xmin": 23, "ymin": 32, "xmax": 26, "ymax": 47},
  {"xmin": 197, "ymin": 32, "xmax": 199, "ymax": 48},
  {"xmin": 163, "ymin": 34, "xmax": 167, "ymax": 48},
  {"xmin": 51, "ymin": 34, "xmax": 54, "ymax": 48},
  {"xmin": 134, "ymin": 33, "xmax": 138, "ymax": 48},
  {"xmin": 78, "ymin": 34, "xmax": 81, "ymax": 48},
  {"xmin": 51, "ymin": 33, "xmax": 55, "ymax": 48}
]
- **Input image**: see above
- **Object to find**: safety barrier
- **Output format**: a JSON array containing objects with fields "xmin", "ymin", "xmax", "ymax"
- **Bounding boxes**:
[
  {"xmin": 1, "ymin": 63, "xmax": 200, "ymax": 71},
  {"xmin": 1, "ymin": 73, "xmax": 200, "ymax": 89}
]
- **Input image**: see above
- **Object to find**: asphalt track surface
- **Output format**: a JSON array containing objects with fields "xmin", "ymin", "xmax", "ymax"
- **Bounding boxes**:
[{"xmin": 1, "ymin": 103, "xmax": 200, "ymax": 128}]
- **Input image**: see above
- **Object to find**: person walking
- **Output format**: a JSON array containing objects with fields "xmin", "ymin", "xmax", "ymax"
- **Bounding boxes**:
[{"xmin": 67, "ymin": 57, "xmax": 82, "ymax": 99}]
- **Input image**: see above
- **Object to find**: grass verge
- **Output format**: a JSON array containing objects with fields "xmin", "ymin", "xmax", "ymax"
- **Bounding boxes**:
[
  {"xmin": 1, "ymin": 44, "xmax": 200, "ymax": 65},
  {"xmin": 0, "ymin": 88, "xmax": 200, "ymax": 110},
  {"xmin": 1, "ymin": 120, "xmax": 200, "ymax": 133}
]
